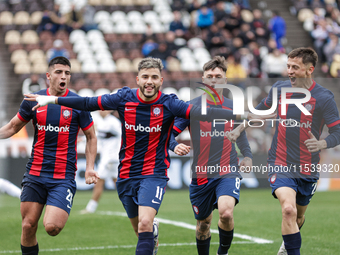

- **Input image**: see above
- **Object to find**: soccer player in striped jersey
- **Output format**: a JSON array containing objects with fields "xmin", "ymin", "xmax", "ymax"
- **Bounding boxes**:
[
  {"xmin": 25, "ymin": 57, "xmax": 271, "ymax": 255},
  {"xmin": 228, "ymin": 48, "xmax": 340, "ymax": 255},
  {"xmin": 0, "ymin": 57, "xmax": 98, "ymax": 255},
  {"xmin": 170, "ymin": 56, "xmax": 253, "ymax": 255}
]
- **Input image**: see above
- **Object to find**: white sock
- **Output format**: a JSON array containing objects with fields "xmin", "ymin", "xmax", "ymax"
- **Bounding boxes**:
[
  {"xmin": 0, "ymin": 178, "xmax": 21, "ymax": 199},
  {"xmin": 85, "ymin": 199, "xmax": 98, "ymax": 213}
]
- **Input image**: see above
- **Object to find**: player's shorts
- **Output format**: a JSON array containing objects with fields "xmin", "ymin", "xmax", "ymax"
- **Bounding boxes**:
[
  {"xmin": 189, "ymin": 176, "xmax": 241, "ymax": 220},
  {"xmin": 268, "ymin": 171, "xmax": 318, "ymax": 206},
  {"xmin": 116, "ymin": 177, "xmax": 168, "ymax": 218},
  {"xmin": 97, "ymin": 157, "xmax": 119, "ymax": 179},
  {"xmin": 21, "ymin": 173, "xmax": 76, "ymax": 214}
]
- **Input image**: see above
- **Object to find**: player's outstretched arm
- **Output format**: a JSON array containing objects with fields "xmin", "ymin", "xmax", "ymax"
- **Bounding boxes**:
[
  {"xmin": 24, "ymin": 94, "xmax": 103, "ymax": 112},
  {"xmin": 0, "ymin": 115, "xmax": 27, "ymax": 139},
  {"xmin": 83, "ymin": 125, "xmax": 100, "ymax": 184},
  {"xmin": 174, "ymin": 143, "xmax": 191, "ymax": 156}
]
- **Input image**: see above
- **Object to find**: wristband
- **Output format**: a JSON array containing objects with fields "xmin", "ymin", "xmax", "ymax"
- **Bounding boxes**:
[
  {"xmin": 36, "ymin": 96, "xmax": 57, "ymax": 106},
  {"xmin": 240, "ymin": 111, "xmax": 249, "ymax": 120}
]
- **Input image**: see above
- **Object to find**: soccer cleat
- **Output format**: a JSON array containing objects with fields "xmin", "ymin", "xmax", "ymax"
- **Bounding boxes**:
[
  {"xmin": 277, "ymin": 241, "xmax": 287, "ymax": 255},
  {"xmin": 153, "ymin": 219, "xmax": 159, "ymax": 255}
]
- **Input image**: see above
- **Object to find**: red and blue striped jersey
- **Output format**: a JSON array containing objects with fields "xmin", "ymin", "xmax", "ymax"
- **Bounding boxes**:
[
  {"xmin": 258, "ymin": 80, "xmax": 340, "ymax": 178},
  {"xmin": 171, "ymin": 96, "xmax": 252, "ymax": 185},
  {"xmin": 18, "ymin": 89, "xmax": 94, "ymax": 180},
  {"xmin": 94, "ymin": 87, "xmax": 190, "ymax": 179},
  {"xmin": 57, "ymin": 86, "xmax": 238, "ymax": 179}
]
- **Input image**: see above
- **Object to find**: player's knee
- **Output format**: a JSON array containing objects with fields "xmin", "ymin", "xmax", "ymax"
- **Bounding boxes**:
[
  {"xmin": 282, "ymin": 204, "xmax": 297, "ymax": 219},
  {"xmin": 219, "ymin": 209, "xmax": 233, "ymax": 223},
  {"xmin": 197, "ymin": 220, "xmax": 211, "ymax": 233},
  {"xmin": 22, "ymin": 220, "xmax": 37, "ymax": 234},
  {"xmin": 138, "ymin": 218, "xmax": 153, "ymax": 232},
  {"xmin": 45, "ymin": 223, "xmax": 63, "ymax": 236}
]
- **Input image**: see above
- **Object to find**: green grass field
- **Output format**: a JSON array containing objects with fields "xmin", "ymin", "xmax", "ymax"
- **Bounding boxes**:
[{"xmin": 0, "ymin": 189, "xmax": 339, "ymax": 254}]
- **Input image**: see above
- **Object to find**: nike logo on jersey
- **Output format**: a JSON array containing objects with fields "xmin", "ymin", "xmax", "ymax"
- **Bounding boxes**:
[
  {"xmin": 233, "ymin": 190, "xmax": 239, "ymax": 195},
  {"xmin": 151, "ymin": 199, "xmax": 160, "ymax": 204},
  {"xmin": 37, "ymin": 109, "xmax": 46, "ymax": 113},
  {"xmin": 125, "ymin": 107, "xmax": 134, "ymax": 111}
]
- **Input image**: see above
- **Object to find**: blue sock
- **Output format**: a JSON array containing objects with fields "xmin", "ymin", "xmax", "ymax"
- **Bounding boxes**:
[
  {"xmin": 136, "ymin": 232, "xmax": 154, "ymax": 255},
  {"xmin": 196, "ymin": 236, "xmax": 211, "ymax": 255},
  {"xmin": 283, "ymin": 232, "xmax": 301, "ymax": 255},
  {"xmin": 217, "ymin": 227, "xmax": 233, "ymax": 254},
  {"xmin": 21, "ymin": 243, "xmax": 39, "ymax": 255}
]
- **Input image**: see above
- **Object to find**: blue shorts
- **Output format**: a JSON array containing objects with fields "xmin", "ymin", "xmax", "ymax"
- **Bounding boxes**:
[
  {"xmin": 116, "ymin": 177, "xmax": 168, "ymax": 219},
  {"xmin": 21, "ymin": 174, "xmax": 76, "ymax": 214},
  {"xmin": 268, "ymin": 172, "xmax": 318, "ymax": 206},
  {"xmin": 189, "ymin": 177, "xmax": 241, "ymax": 220}
]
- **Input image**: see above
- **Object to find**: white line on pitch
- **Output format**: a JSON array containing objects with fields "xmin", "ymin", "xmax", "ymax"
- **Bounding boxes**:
[
  {"xmin": 97, "ymin": 211, "xmax": 274, "ymax": 244},
  {"xmin": 0, "ymin": 241, "xmax": 255, "ymax": 254}
]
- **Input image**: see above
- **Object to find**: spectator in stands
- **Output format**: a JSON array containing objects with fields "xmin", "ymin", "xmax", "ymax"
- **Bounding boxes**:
[
  {"xmin": 206, "ymin": 24, "xmax": 225, "ymax": 50},
  {"xmin": 308, "ymin": 0, "xmax": 325, "ymax": 8},
  {"xmin": 148, "ymin": 42, "xmax": 171, "ymax": 69},
  {"xmin": 231, "ymin": 37, "xmax": 244, "ymax": 52},
  {"xmin": 219, "ymin": 6, "xmax": 242, "ymax": 32},
  {"xmin": 187, "ymin": 0, "xmax": 201, "ymax": 13},
  {"xmin": 171, "ymin": 0, "xmax": 186, "ymax": 11},
  {"xmin": 141, "ymin": 38, "xmax": 158, "ymax": 57},
  {"xmin": 196, "ymin": 5, "xmax": 214, "ymax": 29},
  {"xmin": 251, "ymin": 9, "xmax": 266, "ymax": 30},
  {"xmin": 238, "ymin": 23, "xmax": 256, "ymax": 45},
  {"xmin": 37, "ymin": 4, "xmax": 65, "ymax": 34},
  {"xmin": 63, "ymin": 4, "xmax": 85, "ymax": 33},
  {"xmin": 169, "ymin": 11, "xmax": 187, "ymax": 37},
  {"xmin": 46, "ymin": 40, "xmax": 69, "ymax": 62},
  {"xmin": 311, "ymin": 19, "xmax": 329, "ymax": 62},
  {"xmin": 22, "ymin": 74, "xmax": 46, "ymax": 95},
  {"xmin": 268, "ymin": 10, "xmax": 286, "ymax": 49},
  {"xmin": 323, "ymin": 33, "xmax": 340, "ymax": 66},
  {"xmin": 234, "ymin": 0, "xmax": 250, "ymax": 9},
  {"xmin": 214, "ymin": 1, "xmax": 227, "ymax": 23},
  {"xmin": 165, "ymin": 31, "xmax": 179, "ymax": 58},
  {"xmin": 239, "ymin": 47, "xmax": 260, "ymax": 78},
  {"xmin": 267, "ymin": 38, "xmax": 278, "ymax": 52},
  {"xmin": 81, "ymin": 5, "xmax": 98, "ymax": 32},
  {"xmin": 248, "ymin": 41, "xmax": 262, "ymax": 76},
  {"xmin": 226, "ymin": 54, "xmax": 247, "ymax": 79},
  {"xmin": 261, "ymin": 48, "xmax": 288, "ymax": 78},
  {"xmin": 313, "ymin": 7, "xmax": 325, "ymax": 27}
]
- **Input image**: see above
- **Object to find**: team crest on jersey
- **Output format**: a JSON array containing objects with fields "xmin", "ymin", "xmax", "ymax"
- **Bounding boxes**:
[
  {"xmin": 270, "ymin": 173, "xmax": 277, "ymax": 184},
  {"xmin": 304, "ymin": 103, "xmax": 314, "ymax": 112},
  {"xmin": 152, "ymin": 106, "xmax": 162, "ymax": 117},
  {"xmin": 193, "ymin": 205, "xmax": 199, "ymax": 215},
  {"xmin": 62, "ymin": 109, "xmax": 71, "ymax": 119}
]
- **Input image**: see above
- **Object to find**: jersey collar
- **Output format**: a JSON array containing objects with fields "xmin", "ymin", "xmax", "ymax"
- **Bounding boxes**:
[
  {"xmin": 206, "ymin": 94, "xmax": 224, "ymax": 105},
  {"xmin": 308, "ymin": 80, "xmax": 316, "ymax": 91},
  {"xmin": 136, "ymin": 89, "xmax": 162, "ymax": 104},
  {"xmin": 47, "ymin": 88, "xmax": 69, "ymax": 97}
]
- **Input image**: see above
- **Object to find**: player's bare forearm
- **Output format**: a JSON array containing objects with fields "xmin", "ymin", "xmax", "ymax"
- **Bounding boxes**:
[
  {"xmin": 0, "ymin": 115, "xmax": 27, "ymax": 139},
  {"xmin": 84, "ymin": 126, "xmax": 99, "ymax": 184}
]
